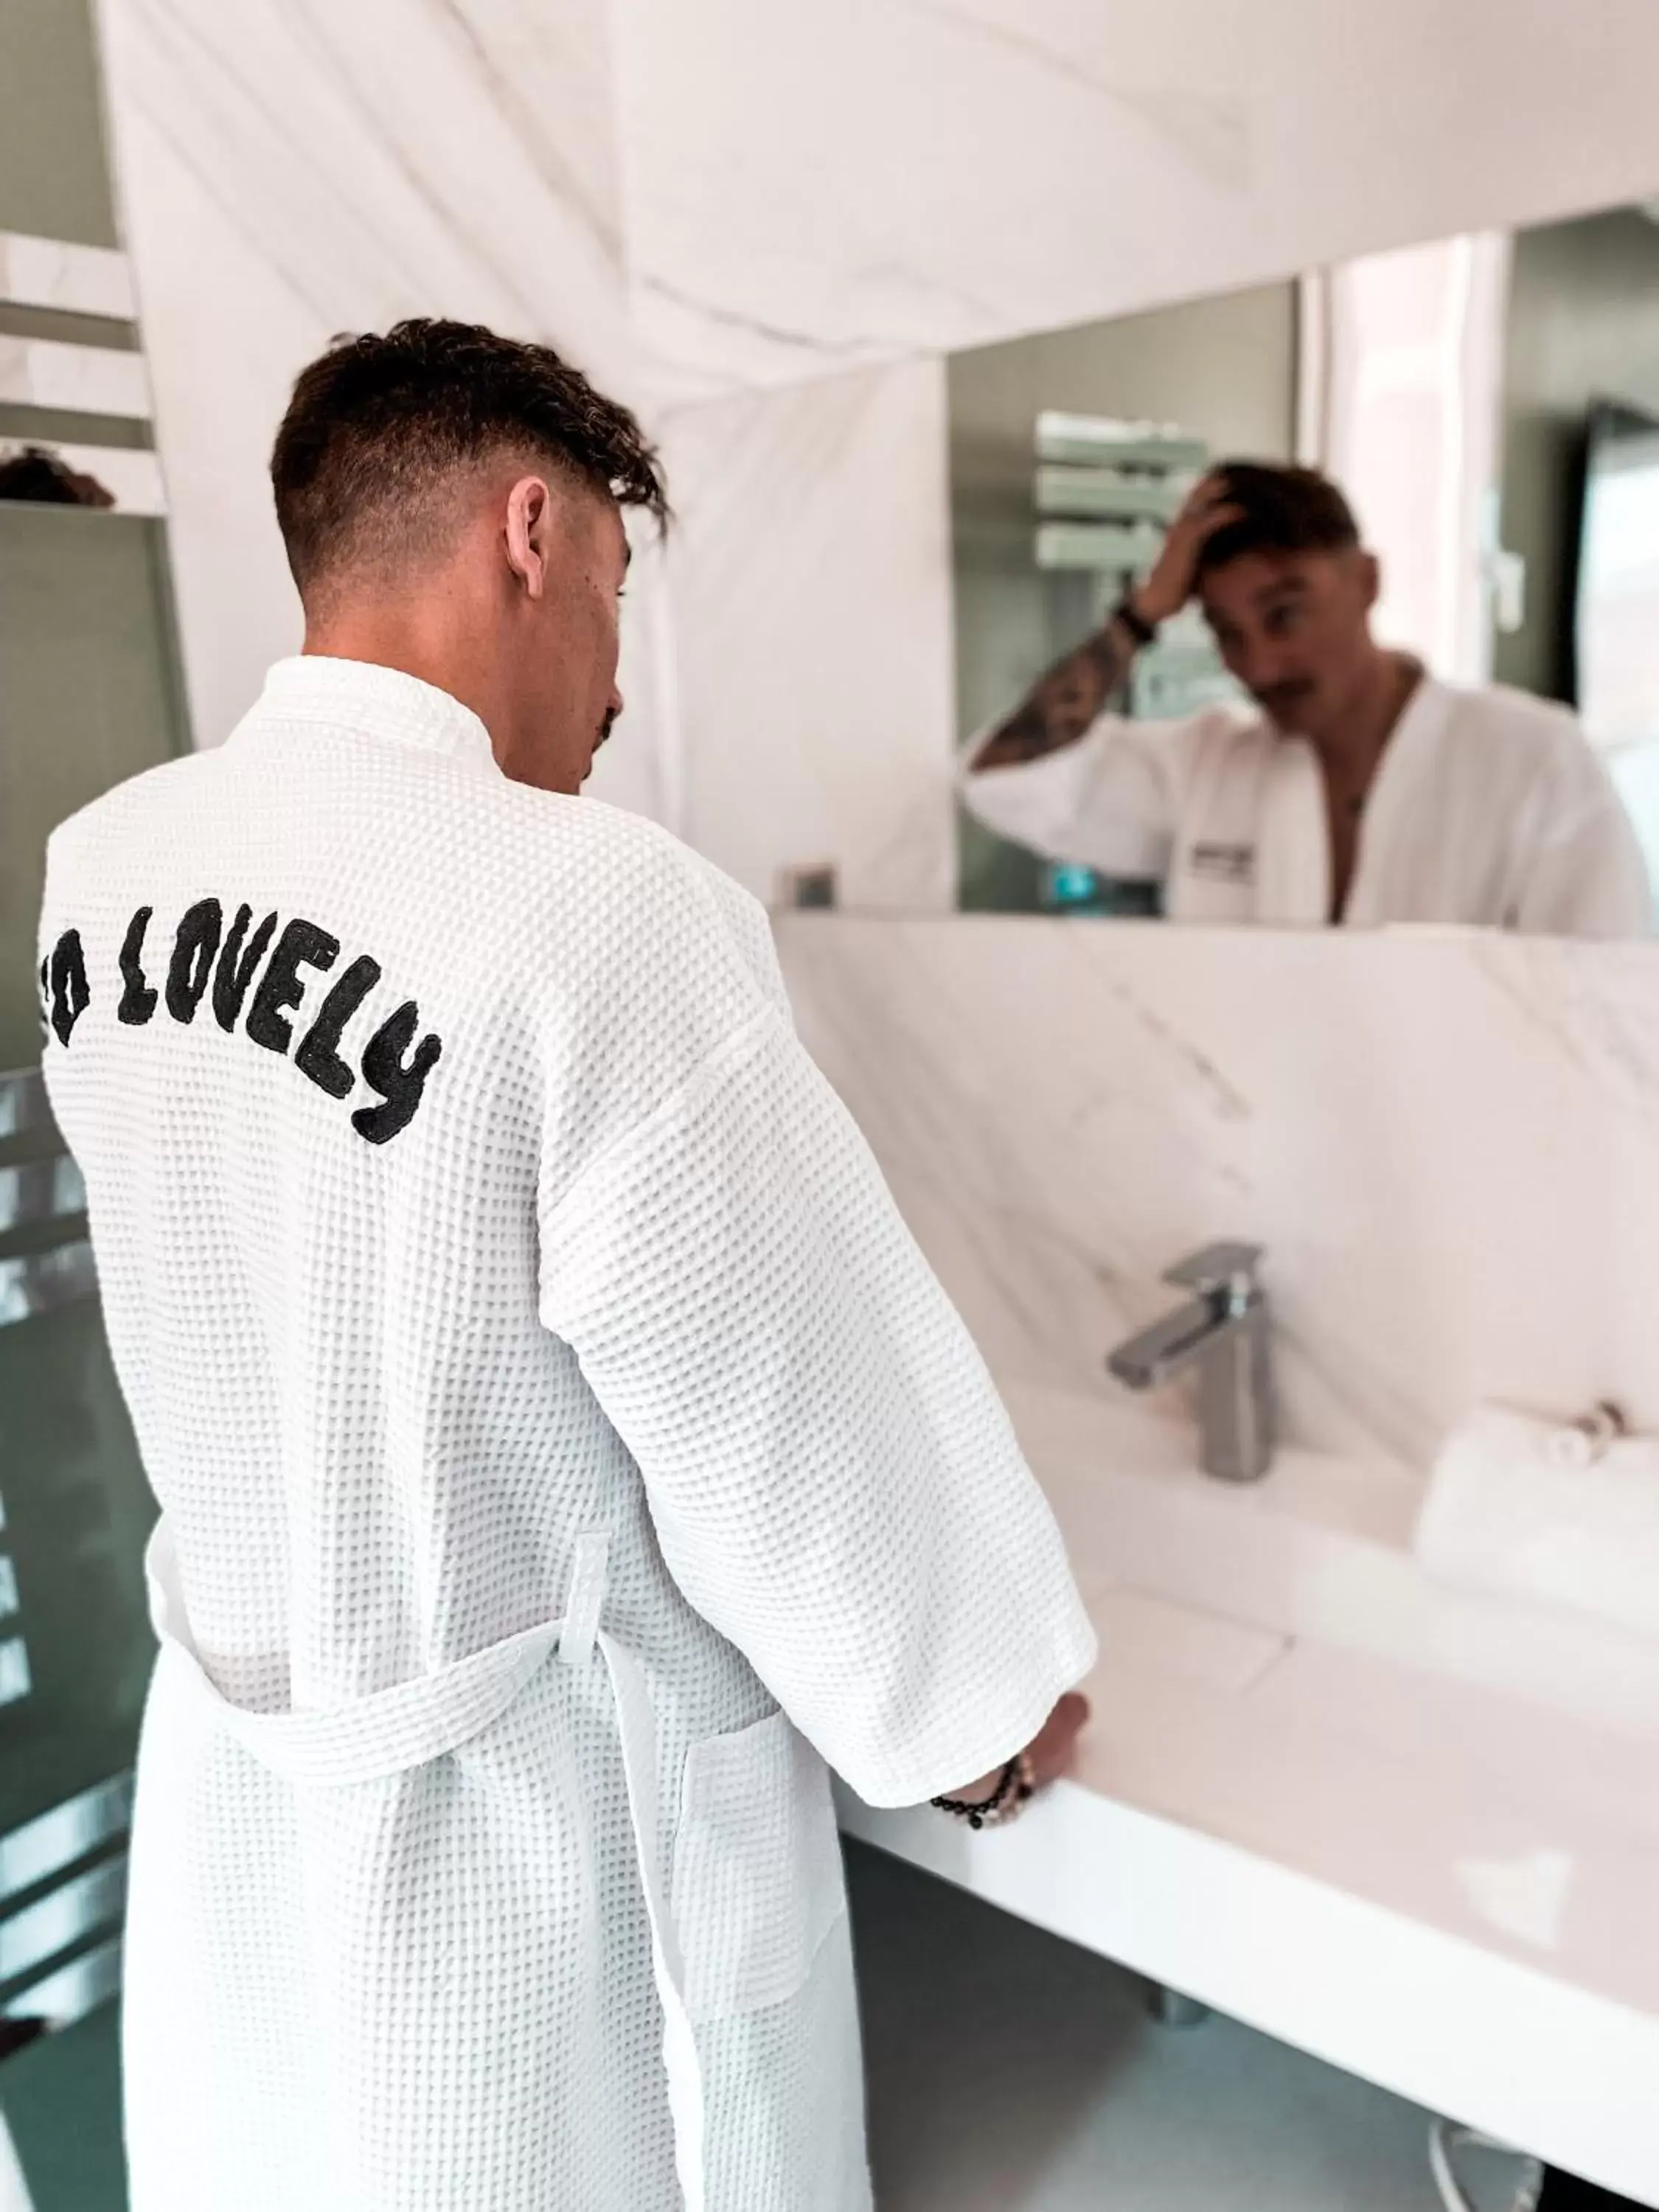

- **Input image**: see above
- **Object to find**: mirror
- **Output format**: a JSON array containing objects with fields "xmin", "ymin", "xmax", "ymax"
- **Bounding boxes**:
[{"xmin": 950, "ymin": 198, "xmax": 1659, "ymax": 936}]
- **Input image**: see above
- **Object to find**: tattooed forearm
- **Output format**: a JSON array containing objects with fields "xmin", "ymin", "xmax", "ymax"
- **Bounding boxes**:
[{"xmin": 970, "ymin": 619, "xmax": 1135, "ymax": 771}]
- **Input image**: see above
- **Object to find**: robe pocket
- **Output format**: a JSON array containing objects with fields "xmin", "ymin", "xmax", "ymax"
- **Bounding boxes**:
[{"xmin": 670, "ymin": 1708, "xmax": 847, "ymax": 2025}]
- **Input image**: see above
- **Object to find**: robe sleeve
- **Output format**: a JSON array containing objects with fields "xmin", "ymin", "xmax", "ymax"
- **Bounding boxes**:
[
  {"xmin": 958, "ymin": 712, "xmax": 1186, "ymax": 877},
  {"xmin": 1513, "ymin": 735, "xmax": 1655, "ymax": 939},
  {"xmin": 536, "ymin": 1004, "xmax": 1097, "ymax": 1809}
]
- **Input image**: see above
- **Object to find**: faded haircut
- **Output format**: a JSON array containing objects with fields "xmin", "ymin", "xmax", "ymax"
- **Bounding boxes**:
[{"xmin": 271, "ymin": 317, "xmax": 667, "ymax": 597}]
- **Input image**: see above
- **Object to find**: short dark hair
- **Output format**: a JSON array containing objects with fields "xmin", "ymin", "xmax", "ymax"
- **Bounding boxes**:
[
  {"xmin": 1195, "ymin": 462, "xmax": 1360, "ymax": 578},
  {"xmin": 270, "ymin": 317, "xmax": 667, "ymax": 595}
]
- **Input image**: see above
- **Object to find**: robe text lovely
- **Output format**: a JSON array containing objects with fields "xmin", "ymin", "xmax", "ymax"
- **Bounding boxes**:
[{"xmin": 39, "ymin": 900, "xmax": 444, "ymax": 1144}]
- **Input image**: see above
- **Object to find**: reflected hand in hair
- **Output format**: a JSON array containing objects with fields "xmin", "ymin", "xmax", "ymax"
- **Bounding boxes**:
[
  {"xmin": 971, "ymin": 473, "xmax": 1244, "ymax": 774},
  {"xmin": 1132, "ymin": 470, "xmax": 1247, "ymax": 627}
]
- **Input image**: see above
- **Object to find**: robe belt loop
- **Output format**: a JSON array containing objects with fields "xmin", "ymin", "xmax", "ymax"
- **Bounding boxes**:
[{"xmin": 558, "ymin": 1531, "xmax": 611, "ymax": 1667}]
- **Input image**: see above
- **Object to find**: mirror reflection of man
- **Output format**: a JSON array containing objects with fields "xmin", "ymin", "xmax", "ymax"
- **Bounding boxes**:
[{"xmin": 962, "ymin": 462, "xmax": 1652, "ymax": 936}]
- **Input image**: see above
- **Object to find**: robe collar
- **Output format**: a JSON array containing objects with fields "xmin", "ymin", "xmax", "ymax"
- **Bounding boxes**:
[{"xmin": 250, "ymin": 655, "xmax": 500, "ymax": 776}]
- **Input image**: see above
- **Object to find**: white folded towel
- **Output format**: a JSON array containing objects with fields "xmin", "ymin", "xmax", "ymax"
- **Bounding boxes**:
[{"xmin": 1415, "ymin": 1403, "xmax": 1659, "ymax": 1643}]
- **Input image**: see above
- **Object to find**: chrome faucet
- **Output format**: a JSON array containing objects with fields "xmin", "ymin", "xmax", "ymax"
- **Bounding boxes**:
[{"xmin": 1106, "ymin": 1242, "xmax": 1275, "ymax": 1483}]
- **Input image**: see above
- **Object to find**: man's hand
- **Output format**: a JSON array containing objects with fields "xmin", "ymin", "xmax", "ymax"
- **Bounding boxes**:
[
  {"xmin": 1132, "ymin": 471, "xmax": 1245, "ymax": 629},
  {"xmin": 943, "ymin": 1691, "xmax": 1091, "ymax": 1806},
  {"xmin": 970, "ymin": 475, "xmax": 1246, "ymax": 773}
]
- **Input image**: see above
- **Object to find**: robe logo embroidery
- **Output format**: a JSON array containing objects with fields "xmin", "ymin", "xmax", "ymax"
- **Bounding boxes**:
[
  {"xmin": 1188, "ymin": 841, "xmax": 1256, "ymax": 885},
  {"xmin": 41, "ymin": 901, "xmax": 443, "ymax": 1145}
]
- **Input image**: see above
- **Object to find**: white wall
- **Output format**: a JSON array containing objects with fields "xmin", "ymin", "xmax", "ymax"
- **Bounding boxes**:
[
  {"xmin": 96, "ymin": 0, "xmax": 647, "ymax": 751},
  {"xmin": 658, "ymin": 359, "xmax": 956, "ymax": 908},
  {"xmin": 610, "ymin": 0, "xmax": 1659, "ymax": 383},
  {"xmin": 95, "ymin": 0, "xmax": 961, "ymax": 905},
  {"xmin": 778, "ymin": 917, "xmax": 1659, "ymax": 1469}
]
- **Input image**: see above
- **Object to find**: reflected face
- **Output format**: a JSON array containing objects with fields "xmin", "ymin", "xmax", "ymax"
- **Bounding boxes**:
[{"xmin": 1197, "ymin": 548, "xmax": 1379, "ymax": 738}]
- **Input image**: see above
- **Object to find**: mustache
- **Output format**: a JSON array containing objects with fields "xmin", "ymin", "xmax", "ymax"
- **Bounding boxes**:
[
  {"xmin": 1253, "ymin": 681, "xmax": 1316, "ymax": 716},
  {"xmin": 580, "ymin": 707, "xmax": 622, "ymax": 789}
]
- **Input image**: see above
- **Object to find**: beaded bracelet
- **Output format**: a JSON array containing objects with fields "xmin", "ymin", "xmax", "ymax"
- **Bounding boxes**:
[{"xmin": 930, "ymin": 1752, "xmax": 1036, "ymax": 1831}]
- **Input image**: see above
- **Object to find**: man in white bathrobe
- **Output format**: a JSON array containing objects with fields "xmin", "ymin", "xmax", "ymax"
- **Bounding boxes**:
[
  {"xmin": 961, "ymin": 462, "xmax": 1652, "ymax": 934},
  {"xmin": 37, "ymin": 319, "xmax": 1093, "ymax": 2212}
]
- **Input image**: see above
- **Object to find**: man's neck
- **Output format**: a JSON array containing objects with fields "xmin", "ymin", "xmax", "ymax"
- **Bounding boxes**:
[
  {"xmin": 1304, "ymin": 649, "xmax": 1423, "ymax": 798},
  {"xmin": 303, "ymin": 605, "xmax": 509, "ymax": 764}
]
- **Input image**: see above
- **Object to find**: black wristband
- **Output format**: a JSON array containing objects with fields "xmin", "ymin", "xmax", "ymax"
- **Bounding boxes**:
[{"xmin": 1112, "ymin": 594, "xmax": 1158, "ymax": 648}]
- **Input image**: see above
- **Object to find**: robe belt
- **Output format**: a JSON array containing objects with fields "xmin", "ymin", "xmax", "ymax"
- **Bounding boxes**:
[{"xmin": 142, "ymin": 1518, "xmax": 709, "ymax": 2212}]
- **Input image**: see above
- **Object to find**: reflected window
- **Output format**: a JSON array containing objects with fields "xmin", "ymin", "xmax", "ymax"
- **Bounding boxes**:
[{"xmin": 1577, "ymin": 400, "xmax": 1659, "ymax": 750}]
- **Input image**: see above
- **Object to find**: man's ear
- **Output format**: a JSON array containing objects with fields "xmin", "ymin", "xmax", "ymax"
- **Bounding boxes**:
[
  {"xmin": 504, "ymin": 475, "xmax": 554, "ymax": 602},
  {"xmin": 1357, "ymin": 548, "xmax": 1381, "ymax": 613}
]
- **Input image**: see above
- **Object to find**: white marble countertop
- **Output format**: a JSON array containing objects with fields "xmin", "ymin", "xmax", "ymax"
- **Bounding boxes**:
[{"xmin": 838, "ymin": 1385, "xmax": 1659, "ymax": 2205}]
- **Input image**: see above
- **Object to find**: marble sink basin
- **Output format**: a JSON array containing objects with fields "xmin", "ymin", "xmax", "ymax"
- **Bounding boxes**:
[
  {"xmin": 1004, "ymin": 1380, "xmax": 1659, "ymax": 1742},
  {"xmin": 837, "ymin": 1380, "xmax": 1659, "ymax": 2201}
]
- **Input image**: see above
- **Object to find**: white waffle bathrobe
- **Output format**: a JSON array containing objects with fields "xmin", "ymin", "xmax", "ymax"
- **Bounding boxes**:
[
  {"xmin": 38, "ymin": 657, "xmax": 1096, "ymax": 2212},
  {"xmin": 961, "ymin": 677, "xmax": 1652, "ymax": 933}
]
